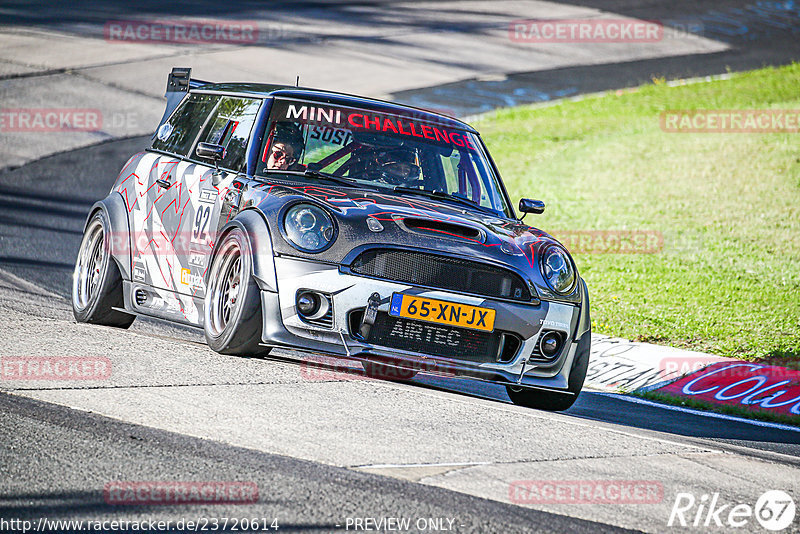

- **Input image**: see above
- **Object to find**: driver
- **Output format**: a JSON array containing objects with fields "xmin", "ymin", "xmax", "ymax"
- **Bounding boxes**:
[
  {"xmin": 365, "ymin": 147, "xmax": 421, "ymax": 186},
  {"xmin": 266, "ymin": 123, "xmax": 305, "ymax": 171}
]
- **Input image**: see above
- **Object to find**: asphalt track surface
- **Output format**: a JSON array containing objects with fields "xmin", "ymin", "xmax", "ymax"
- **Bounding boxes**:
[
  {"xmin": 1, "ymin": 394, "xmax": 627, "ymax": 534},
  {"xmin": 2, "ymin": 1, "xmax": 800, "ymax": 533}
]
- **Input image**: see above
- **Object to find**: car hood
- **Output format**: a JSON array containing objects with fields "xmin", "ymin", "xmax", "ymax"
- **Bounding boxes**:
[{"xmin": 241, "ymin": 181, "xmax": 578, "ymax": 302}]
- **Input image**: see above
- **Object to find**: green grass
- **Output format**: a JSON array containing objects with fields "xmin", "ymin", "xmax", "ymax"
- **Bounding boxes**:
[
  {"xmin": 634, "ymin": 391, "xmax": 800, "ymax": 427},
  {"xmin": 477, "ymin": 64, "xmax": 800, "ymax": 364}
]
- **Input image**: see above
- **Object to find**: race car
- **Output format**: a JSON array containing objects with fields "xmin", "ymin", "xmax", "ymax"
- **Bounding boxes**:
[{"xmin": 72, "ymin": 67, "xmax": 591, "ymax": 411}]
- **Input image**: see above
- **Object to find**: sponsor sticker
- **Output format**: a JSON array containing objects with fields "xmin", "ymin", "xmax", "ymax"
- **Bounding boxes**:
[
  {"xmin": 199, "ymin": 189, "xmax": 217, "ymax": 204},
  {"xmin": 156, "ymin": 122, "xmax": 173, "ymax": 141},
  {"xmin": 188, "ymin": 252, "xmax": 206, "ymax": 267},
  {"xmin": 654, "ymin": 362, "xmax": 800, "ymax": 416},
  {"xmin": 180, "ymin": 268, "xmax": 205, "ymax": 292},
  {"xmin": 132, "ymin": 259, "xmax": 146, "ymax": 282}
]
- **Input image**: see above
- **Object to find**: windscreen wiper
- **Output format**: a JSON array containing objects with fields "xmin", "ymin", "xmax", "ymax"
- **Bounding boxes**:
[
  {"xmin": 303, "ymin": 168, "xmax": 359, "ymax": 187},
  {"xmin": 392, "ymin": 186, "xmax": 495, "ymax": 214}
]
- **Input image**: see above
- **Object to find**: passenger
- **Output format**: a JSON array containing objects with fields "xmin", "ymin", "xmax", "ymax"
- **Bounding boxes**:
[{"xmin": 267, "ymin": 123, "xmax": 305, "ymax": 171}]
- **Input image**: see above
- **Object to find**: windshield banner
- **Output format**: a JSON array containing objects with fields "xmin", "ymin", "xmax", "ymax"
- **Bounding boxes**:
[{"xmin": 273, "ymin": 100, "xmax": 476, "ymax": 150}]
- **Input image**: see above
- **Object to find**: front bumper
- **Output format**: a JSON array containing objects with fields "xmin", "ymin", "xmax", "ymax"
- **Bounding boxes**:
[{"xmin": 260, "ymin": 256, "xmax": 586, "ymax": 390}]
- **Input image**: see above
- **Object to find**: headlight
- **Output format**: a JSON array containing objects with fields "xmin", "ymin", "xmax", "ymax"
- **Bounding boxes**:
[
  {"xmin": 282, "ymin": 203, "xmax": 335, "ymax": 252},
  {"xmin": 541, "ymin": 245, "xmax": 575, "ymax": 294}
]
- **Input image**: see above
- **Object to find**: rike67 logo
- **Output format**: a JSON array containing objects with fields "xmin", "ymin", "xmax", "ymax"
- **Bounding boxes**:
[{"xmin": 669, "ymin": 490, "xmax": 796, "ymax": 531}]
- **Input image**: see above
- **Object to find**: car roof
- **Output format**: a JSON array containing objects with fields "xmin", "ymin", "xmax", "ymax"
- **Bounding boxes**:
[{"xmin": 192, "ymin": 83, "xmax": 476, "ymax": 133}]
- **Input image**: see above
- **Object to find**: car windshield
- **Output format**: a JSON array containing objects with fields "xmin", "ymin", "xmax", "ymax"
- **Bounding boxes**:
[{"xmin": 256, "ymin": 98, "xmax": 510, "ymax": 216}]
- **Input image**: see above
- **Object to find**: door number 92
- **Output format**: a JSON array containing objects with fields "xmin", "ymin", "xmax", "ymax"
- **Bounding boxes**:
[{"xmin": 192, "ymin": 205, "xmax": 211, "ymax": 243}]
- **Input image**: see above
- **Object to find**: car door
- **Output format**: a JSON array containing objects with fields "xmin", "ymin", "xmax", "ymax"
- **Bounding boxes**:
[
  {"xmin": 131, "ymin": 93, "xmax": 220, "ymax": 304},
  {"xmin": 127, "ymin": 94, "xmax": 219, "ymax": 305},
  {"xmin": 169, "ymin": 96, "xmax": 263, "ymax": 312}
]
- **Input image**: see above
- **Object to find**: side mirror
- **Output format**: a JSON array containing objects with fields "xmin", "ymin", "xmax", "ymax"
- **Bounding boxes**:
[
  {"xmin": 196, "ymin": 142, "xmax": 226, "ymax": 185},
  {"xmin": 196, "ymin": 142, "xmax": 225, "ymax": 161},
  {"xmin": 519, "ymin": 198, "xmax": 545, "ymax": 220}
]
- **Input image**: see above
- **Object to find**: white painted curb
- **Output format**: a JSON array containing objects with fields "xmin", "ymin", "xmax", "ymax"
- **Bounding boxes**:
[{"xmin": 584, "ymin": 334, "xmax": 733, "ymax": 393}]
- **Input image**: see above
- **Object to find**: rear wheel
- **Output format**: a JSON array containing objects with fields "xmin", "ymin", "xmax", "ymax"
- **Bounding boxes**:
[
  {"xmin": 506, "ymin": 329, "xmax": 591, "ymax": 411},
  {"xmin": 204, "ymin": 229, "xmax": 268, "ymax": 356},
  {"xmin": 72, "ymin": 212, "xmax": 135, "ymax": 328}
]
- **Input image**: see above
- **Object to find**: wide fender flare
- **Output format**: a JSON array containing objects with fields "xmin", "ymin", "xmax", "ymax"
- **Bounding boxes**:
[
  {"xmin": 575, "ymin": 278, "xmax": 591, "ymax": 340},
  {"xmin": 84, "ymin": 193, "xmax": 132, "ymax": 281},
  {"xmin": 211, "ymin": 209, "xmax": 278, "ymax": 292},
  {"xmin": 563, "ymin": 278, "xmax": 591, "ymax": 390}
]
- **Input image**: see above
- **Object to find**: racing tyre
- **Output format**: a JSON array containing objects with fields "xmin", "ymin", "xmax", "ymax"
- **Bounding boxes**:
[
  {"xmin": 72, "ymin": 211, "xmax": 135, "ymax": 328},
  {"xmin": 204, "ymin": 228, "xmax": 269, "ymax": 356},
  {"xmin": 362, "ymin": 361, "xmax": 418, "ymax": 381},
  {"xmin": 506, "ymin": 329, "xmax": 591, "ymax": 411}
]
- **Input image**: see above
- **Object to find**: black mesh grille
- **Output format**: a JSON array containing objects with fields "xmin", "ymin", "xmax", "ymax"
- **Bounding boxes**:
[
  {"xmin": 367, "ymin": 313, "xmax": 502, "ymax": 363},
  {"xmin": 350, "ymin": 249, "xmax": 531, "ymax": 301}
]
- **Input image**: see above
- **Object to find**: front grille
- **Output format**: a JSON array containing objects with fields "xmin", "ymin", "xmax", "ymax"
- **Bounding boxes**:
[
  {"xmin": 350, "ymin": 249, "xmax": 532, "ymax": 302},
  {"xmin": 362, "ymin": 312, "xmax": 520, "ymax": 364}
]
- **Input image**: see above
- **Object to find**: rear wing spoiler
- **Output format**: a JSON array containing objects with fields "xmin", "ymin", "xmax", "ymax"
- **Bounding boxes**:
[{"xmin": 155, "ymin": 67, "xmax": 211, "ymax": 131}]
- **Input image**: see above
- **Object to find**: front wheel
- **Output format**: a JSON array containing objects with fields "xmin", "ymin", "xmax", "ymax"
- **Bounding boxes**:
[
  {"xmin": 506, "ymin": 329, "xmax": 591, "ymax": 411},
  {"xmin": 72, "ymin": 211, "xmax": 135, "ymax": 328},
  {"xmin": 204, "ymin": 228, "xmax": 268, "ymax": 356}
]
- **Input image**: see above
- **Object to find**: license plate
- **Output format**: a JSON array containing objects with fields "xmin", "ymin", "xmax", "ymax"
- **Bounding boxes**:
[{"xmin": 389, "ymin": 293, "xmax": 495, "ymax": 332}]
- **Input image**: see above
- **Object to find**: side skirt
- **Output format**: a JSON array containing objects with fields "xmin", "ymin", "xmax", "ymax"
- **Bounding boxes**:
[{"xmin": 122, "ymin": 281, "xmax": 204, "ymax": 328}]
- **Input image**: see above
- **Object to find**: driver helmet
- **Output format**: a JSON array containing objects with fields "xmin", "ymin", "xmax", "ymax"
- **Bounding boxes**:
[{"xmin": 370, "ymin": 147, "xmax": 421, "ymax": 186}]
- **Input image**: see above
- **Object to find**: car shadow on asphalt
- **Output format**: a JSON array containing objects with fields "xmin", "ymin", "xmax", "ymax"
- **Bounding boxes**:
[{"xmin": 408, "ymin": 373, "xmax": 800, "ymax": 453}]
